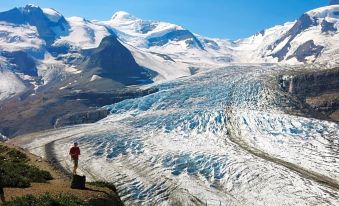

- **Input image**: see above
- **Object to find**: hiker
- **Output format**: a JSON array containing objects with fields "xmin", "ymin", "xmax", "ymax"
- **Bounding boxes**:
[
  {"xmin": 69, "ymin": 142, "xmax": 81, "ymax": 175},
  {"xmin": 0, "ymin": 168, "xmax": 5, "ymax": 203}
]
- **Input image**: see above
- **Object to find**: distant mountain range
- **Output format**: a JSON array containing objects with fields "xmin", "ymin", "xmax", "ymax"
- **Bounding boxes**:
[
  {"xmin": 0, "ymin": 2, "xmax": 338, "ymax": 137},
  {"xmin": 0, "ymin": 3, "xmax": 338, "ymax": 101}
]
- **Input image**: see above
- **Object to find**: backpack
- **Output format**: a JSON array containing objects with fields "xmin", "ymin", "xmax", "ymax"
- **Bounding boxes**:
[{"xmin": 71, "ymin": 175, "xmax": 86, "ymax": 189}]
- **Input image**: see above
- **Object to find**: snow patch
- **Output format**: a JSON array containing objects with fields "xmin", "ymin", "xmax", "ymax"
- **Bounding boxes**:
[
  {"xmin": 90, "ymin": 75, "xmax": 102, "ymax": 81},
  {"xmin": 0, "ymin": 68, "xmax": 26, "ymax": 101},
  {"xmin": 111, "ymin": 11, "xmax": 137, "ymax": 21},
  {"xmin": 42, "ymin": 8, "xmax": 63, "ymax": 23}
]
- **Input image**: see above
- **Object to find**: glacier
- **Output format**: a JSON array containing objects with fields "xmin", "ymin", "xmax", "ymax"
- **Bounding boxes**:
[{"xmin": 19, "ymin": 65, "xmax": 339, "ymax": 206}]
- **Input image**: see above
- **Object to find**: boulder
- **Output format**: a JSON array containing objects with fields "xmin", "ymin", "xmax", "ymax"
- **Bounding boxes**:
[
  {"xmin": 54, "ymin": 109, "xmax": 109, "ymax": 128},
  {"xmin": 71, "ymin": 175, "xmax": 86, "ymax": 189}
]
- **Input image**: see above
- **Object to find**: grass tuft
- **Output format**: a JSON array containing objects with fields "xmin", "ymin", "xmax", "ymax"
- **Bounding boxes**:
[
  {"xmin": 87, "ymin": 181, "xmax": 117, "ymax": 192},
  {"xmin": 2, "ymin": 193, "xmax": 87, "ymax": 206}
]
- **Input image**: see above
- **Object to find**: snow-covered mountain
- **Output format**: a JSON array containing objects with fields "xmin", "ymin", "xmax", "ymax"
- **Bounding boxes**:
[
  {"xmin": 227, "ymin": 4, "xmax": 339, "ymax": 64},
  {"xmin": 100, "ymin": 5, "xmax": 339, "ymax": 65},
  {"xmin": 99, "ymin": 11, "xmax": 234, "ymax": 67},
  {"xmin": 260, "ymin": 5, "xmax": 339, "ymax": 64},
  {"xmin": 0, "ymin": 3, "xmax": 338, "ymax": 101}
]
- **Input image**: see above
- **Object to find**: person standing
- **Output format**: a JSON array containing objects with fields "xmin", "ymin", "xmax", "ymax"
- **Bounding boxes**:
[{"xmin": 69, "ymin": 142, "xmax": 81, "ymax": 175}]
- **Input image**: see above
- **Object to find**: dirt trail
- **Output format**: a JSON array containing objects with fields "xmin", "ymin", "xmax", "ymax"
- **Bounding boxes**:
[{"xmin": 1, "ymin": 142, "xmax": 123, "ymax": 205}]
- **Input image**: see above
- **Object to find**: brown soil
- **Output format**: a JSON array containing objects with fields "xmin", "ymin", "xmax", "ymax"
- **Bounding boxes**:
[
  {"xmin": 306, "ymin": 92, "xmax": 339, "ymax": 107},
  {"xmin": 306, "ymin": 92, "xmax": 339, "ymax": 122},
  {"xmin": 1, "ymin": 143, "xmax": 123, "ymax": 205}
]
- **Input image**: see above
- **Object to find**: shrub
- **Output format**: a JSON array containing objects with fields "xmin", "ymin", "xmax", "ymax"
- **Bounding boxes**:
[
  {"xmin": 87, "ymin": 181, "xmax": 117, "ymax": 192},
  {"xmin": 6, "ymin": 149, "xmax": 28, "ymax": 162},
  {"xmin": 0, "ymin": 144, "xmax": 53, "ymax": 188},
  {"xmin": 3, "ymin": 194, "xmax": 87, "ymax": 206},
  {"xmin": 0, "ymin": 145, "xmax": 28, "ymax": 162}
]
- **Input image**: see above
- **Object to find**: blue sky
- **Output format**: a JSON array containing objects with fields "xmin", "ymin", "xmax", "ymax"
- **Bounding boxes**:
[{"xmin": 0, "ymin": 0, "xmax": 330, "ymax": 40}]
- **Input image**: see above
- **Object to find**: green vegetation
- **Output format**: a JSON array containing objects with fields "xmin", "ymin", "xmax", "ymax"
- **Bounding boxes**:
[
  {"xmin": 0, "ymin": 144, "xmax": 53, "ymax": 188},
  {"xmin": 2, "ymin": 194, "xmax": 86, "ymax": 206},
  {"xmin": 87, "ymin": 181, "xmax": 117, "ymax": 192}
]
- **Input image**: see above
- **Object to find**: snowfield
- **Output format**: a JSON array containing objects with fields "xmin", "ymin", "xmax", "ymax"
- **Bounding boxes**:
[
  {"xmin": 20, "ymin": 65, "xmax": 339, "ymax": 206},
  {"xmin": 0, "ymin": 62, "xmax": 27, "ymax": 101}
]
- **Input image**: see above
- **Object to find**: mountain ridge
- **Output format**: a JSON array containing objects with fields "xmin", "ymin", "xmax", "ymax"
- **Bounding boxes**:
[
  {"xmin": 0, "ymin": 3, "xmax": 338, "ymax": 136},
  {"xmin": 0, "ymin": 4, "xmax": 337, "ymax": 102}
]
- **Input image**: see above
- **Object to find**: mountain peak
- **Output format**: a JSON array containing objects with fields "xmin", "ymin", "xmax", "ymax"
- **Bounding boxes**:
[
  {"xmin": 24, "ymin": 4, "xmax": 40, "ymax": 9},
  {"xmin": 329, "ymin": 0, "xmax": 339, "ymax": 5},
  {"xmin": 22, "ymin": 4, "xmax": 42, "ymax": 13},
  {"xmin": 111, "ymin": 11, "xmax": 137, "ymax": 21}
]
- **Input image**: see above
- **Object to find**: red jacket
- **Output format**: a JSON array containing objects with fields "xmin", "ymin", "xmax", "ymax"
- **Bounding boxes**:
[{"xmin": 69, "ymin": 146, "xmax": 80, "ymax": 159}]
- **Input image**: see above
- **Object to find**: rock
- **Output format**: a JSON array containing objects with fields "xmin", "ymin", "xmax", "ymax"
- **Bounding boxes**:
[
  {"xmin": 1, "ymin": 51, "xmax": 37, "ymax": 76},
  {"xmin": 271, "ymin": 14, "xmax": 317, "ymax": 61},
  {"xmin": 71, "ymin": 175, "xmax": 86, "ymax": 189},
  {"xmin": 321, "ymin": 20, "xmax": 337, "ymax": 33},
  {"xmin": 0, "ymin": 133, "xmax": 7, "ymax": 142},
  {"xmin": 54, "ymin": 109, "xmax": 109, "ymax": 128},
  {"xmin": 279, "ymin": 67, "xmax": 339, "ymax": 121},
  {"xmin": 82, "ymin": 35, "xmax": 155, "ymax": 85},
  {"xmin": 148, "ymin": 30, "xmax": 204, "ymax": 50},
  {"xmin": 287, "ymin": 40, "xmax": 324, "ymax": 62},
  {"xmin": 279, "ymin": 67, "xmax": 339, "ymax": 96}
]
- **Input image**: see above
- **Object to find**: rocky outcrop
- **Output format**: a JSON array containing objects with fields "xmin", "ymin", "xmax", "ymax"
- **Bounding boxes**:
[
  {"xmin": 82, "ymin": 35, "xmax": 156, "ymax": 85},
  {"xmin": 148, "ymin": 30, "xmax": 204, "ymax": 50},
  {"xmin": 279, "ymin": 67, "xmax": 339, "ymax": 121},
  {"xmin": 54, "ymin": 109, "xmax": 109, "ymax": 128},
  {"xmin": 0, "ymin": 86, "xmax": 158, "ymax": 137},
  {"xmin": 279, "ymin": 68, "xmax": 339, "ymax": 95},
  {"xmin": 1, "ymin": 51, "xmax": 37, "ymax": 76},
  {"xmin": 63, "ymin": 87, "xmax": 158, "ymax": 107},
  {"xmin": 287, "ymin": 40, "xmax": 324, "ymax": 62},
  {"xmin": 321, "ymin": 20, "xmax": 337, "ymax": 33},
  {"xmin": 0, "ymin": 133, "xmax": 7, "ymax": 141},
  {"xmin": 271, "ymin": 14, "xmax": 317, "ymax": 61}
]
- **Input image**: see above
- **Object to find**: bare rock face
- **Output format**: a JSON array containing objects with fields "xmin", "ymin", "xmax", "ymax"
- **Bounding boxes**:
[
  {"xmin": 287, "ymin": 40, "xmax": 324, "ymax": 62},
  {"xmin": 321, "ymin": 20, "xmax": 337, "ymax": 33},
  {"xmin": 82, "ymin": 35, "xmax": 155, "ymax": 85},
  {"xmin": 54, "ymin": 109, "xmax": 109, "ymax": 128},
  {"xmin": 279, "ymin": 67, "xmax": 339, "ymax": 121},
  {"xmin": 271, "ymin": 14, "xmax": 317, "ymax": 61},
  {"xmin": 280, "ymin": 68, "xmax": 339, "ymax": 95}
]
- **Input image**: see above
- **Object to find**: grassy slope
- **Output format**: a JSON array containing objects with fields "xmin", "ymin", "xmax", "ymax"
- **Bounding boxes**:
[{"xmin": 0, "ymin": 143, "xmax": 123, "ymax": 206}]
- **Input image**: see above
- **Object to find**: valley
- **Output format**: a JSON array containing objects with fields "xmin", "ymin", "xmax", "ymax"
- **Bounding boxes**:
[
  {"xmin": 0, "ymin": 2, "xmax": 338, "ymax": 205},
  {"xmin": 11, "ymin": 65, "xmax": 339, "ymax": 205}
]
